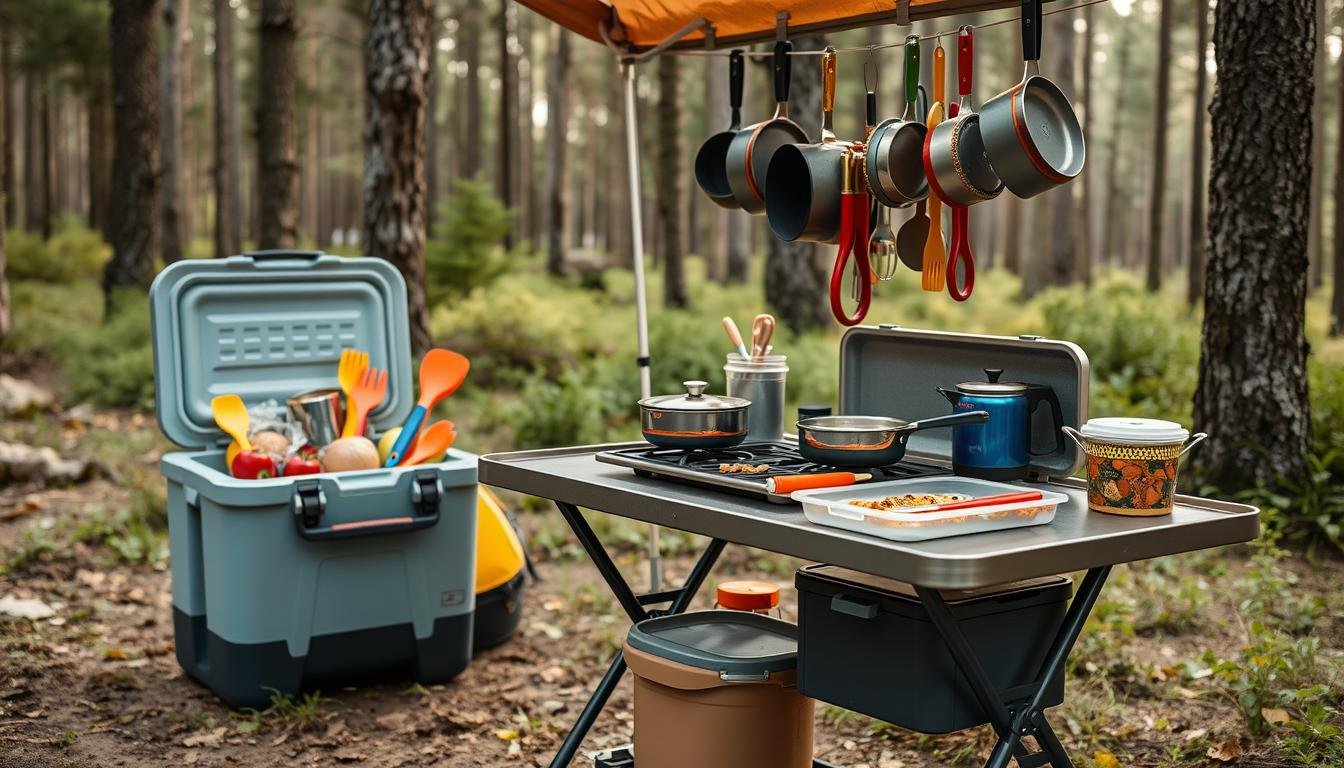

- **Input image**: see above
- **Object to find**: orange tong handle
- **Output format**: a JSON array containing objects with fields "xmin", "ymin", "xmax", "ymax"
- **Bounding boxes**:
[
  {"xmin": 829, "ymin": 191, "xmax": 873, "ymax": 326},
  {"xmin": 948, "ymin": 206, "xmax": 975, "ymax": 302},
  {"xmin": 768, "ymin": 472, "xmax": 872, "ymax": 495},
  {"xmin": 934, "ymin": 490, "xmax": 1043, "ymax": 512}
]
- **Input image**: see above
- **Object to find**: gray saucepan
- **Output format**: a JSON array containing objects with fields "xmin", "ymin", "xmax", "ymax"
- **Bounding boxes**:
[
  {"xmin": 796, "ymin": 411, "xmax": 990, "ymax": 468},
  {"xmin": 726, "ymin": 40, "xmax": 809, "ymax": 214},
  {"xmin": 765, "ymin": 48, "xmax": 846, "ymax": 243},
  {"xmin": 694, "ymin": 50, "xmax": 746, "ymax": 209},
  {"xmin": 865, "ymin": 35, "xmax": 930, "ymax": 209}
]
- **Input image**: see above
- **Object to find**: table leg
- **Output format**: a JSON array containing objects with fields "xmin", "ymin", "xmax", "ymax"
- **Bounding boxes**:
[
  {"xmin": 915, "ymin": 566, "xmax": 1112, "ymax": 768},
  {"xmin": 548, "ymin": 502, "xmax": 727, "ymax": 768}
]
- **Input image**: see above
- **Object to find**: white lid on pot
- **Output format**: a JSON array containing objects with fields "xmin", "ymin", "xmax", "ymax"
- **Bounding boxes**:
[{"xmin": 1079, "ymin": 417, "xmax": 1190, "ymax": 445}]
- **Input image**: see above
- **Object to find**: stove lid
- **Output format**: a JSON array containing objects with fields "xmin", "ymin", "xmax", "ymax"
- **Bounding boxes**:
[{"xmin": 839, "ymin": 326, "xmax": 1089, "ymax": 478}]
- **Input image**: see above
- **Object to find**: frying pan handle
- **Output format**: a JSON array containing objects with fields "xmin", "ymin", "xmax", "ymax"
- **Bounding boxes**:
[
  {"xmin": 866, "ymin": 92, "xmax": 878, "ymax": 133},
  {"xmin": 728, "ymin": 50, "xmax": 744, "ymax": 127},
  {"xmin": 908, "ymin": 410, "xmax": 990, "ymax": 431},
  {"xmin": 1021, "ymin": 0, "xmax": 1042, "ymax": 64},
  {"xmin": 904, "ymin": 36, "xmax": 921, "ymax": 110},
  {"xmin": 773, "ymin": 40, "xmax": 793, "ymax": 107},
  {"xmin": 958, "ymin": 26, "xmax": 974, "ymax": 99},
  {"xmin": 821, "ymin": 48, "xmax": 837, "ymax": 141},
  {"xmin": 948, "ymin": 207, "xmax": 975, "ymax": 302}
]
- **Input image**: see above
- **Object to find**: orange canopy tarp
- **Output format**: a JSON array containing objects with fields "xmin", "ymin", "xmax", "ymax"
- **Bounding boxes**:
[{"xmin": 515, "ymin": 0, "xmax": 1033, "ymax": 50}]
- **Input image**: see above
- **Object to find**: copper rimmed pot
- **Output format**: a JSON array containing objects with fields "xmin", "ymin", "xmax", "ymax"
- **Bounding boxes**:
[
  {"xmin": 726, "ymin": 41, "xmax": 809, "ymax": 214},
  {"xmin": 639, "ymin": 381, "xmax": 750, "ymax": 450},
  {"xmin": 766, "ymin": 48, "xmax": 847, "ymax": 243},
  {"xmin": 864, "ymin": 35, "xmax": 930, "ymax": 208},
  {"xmin": 925, "ymin": 26, "xmax": 1004, "ymax": 207},
  {"xmin": 979, "ymin": 0, "xmax": 1085, "ymax": 199},
  {"xmin": 796, "ymin": 412, "xmax": 989, "ymax": 468}
]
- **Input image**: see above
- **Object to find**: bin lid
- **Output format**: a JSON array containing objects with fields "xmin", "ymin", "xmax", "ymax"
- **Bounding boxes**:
[
  {"xmin": 626, "ymin": 611, "xmax": 798, "ymax": 677},
  {"xmin": 149, "ymin": 252, "xmax": 414, "ymax": 448},
  {"xmin": 839, "ymin": 326, "xmax": 1090, "ymax": 478}
]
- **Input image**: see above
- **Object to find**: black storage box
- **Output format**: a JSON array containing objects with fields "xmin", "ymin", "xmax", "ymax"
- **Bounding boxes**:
[{"xmin": 795, "ymin": 565, "xmax": 1071, "ymax": 734}]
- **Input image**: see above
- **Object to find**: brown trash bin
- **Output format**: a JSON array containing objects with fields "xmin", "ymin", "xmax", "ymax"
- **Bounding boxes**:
[{"xmin": 623, "ymin": 611, "xmax": 815, "ymax": 768}]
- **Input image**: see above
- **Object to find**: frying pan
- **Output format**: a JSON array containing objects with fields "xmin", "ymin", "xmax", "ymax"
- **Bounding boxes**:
[
  {"xmin": 726, "ymin": 41, "xmax": 809, "ymax": 214},
  {"xmin": 865, "ymin": 36, "xmax": 930, "ymax": 208},
  {"xmin": 694, "ymin": 50, "xmax": 746, "ymax": 209},
  {"xmin": 765, "ymin": 48, "xmax": 847, "ymax": 243},
  {"xmin": 796, "ymin": 411, "xmax": 990, "ymax": 468},
  {"xmin": 925, "ymin": 27, "xmax": 1004, "ymax": 207},
  {"xmin": 980, "ymin": 0, "xmax": 1086, "ymax": 198}
]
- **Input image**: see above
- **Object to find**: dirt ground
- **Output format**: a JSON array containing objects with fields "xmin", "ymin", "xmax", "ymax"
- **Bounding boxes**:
[{"xmin": 1, "ymin": 410, "xmax": 1341, "ymax": 768}]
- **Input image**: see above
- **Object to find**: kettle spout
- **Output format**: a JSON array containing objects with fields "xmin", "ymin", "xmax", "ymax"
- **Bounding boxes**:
[{"xmin": 935, "ymin": 386, "xmax": 960, "ymax": 406}]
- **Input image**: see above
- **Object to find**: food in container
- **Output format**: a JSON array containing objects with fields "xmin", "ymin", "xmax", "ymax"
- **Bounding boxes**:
[
  {"xmin": 1063, "ymin": 418, "xmax": 1207, "ymax": 517},
  {"xmin": 638, "ymin": 381, "xmax": 750, "ymax": 450}
]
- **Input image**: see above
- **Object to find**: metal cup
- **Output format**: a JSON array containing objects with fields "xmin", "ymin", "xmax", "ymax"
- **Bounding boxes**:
[{"xmin": 287, "ymin": 388, "xmax": 344, "ymax": 447}]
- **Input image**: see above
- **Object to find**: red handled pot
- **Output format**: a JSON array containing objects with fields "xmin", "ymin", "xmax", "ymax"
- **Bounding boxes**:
[
  {"xmin": 925, "ymin": 26, "xmax": 1004, "ymax": 207},
  {"xmin": 828, "ymin": 150, "xmax": 872, "ymax": 326}
]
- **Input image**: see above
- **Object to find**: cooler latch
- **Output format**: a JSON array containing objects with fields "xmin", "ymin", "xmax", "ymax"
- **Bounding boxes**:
[
  {"xmin": 411, "ymin": 473, "xmax": 442, "ymax": 517},
  {"xmin": 293, "ymin": 481, "xmax": 326, "ymax": 529}
]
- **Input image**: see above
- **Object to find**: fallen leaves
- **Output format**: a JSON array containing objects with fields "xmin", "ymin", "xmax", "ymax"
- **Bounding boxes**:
[
  {"xmin": 1207, "ymin": 738, "xmax": 1243, "ymax": 762},
  {"xmin": 182, "ymin": 726, "xmax": 228, "ymax": 748},
  {"xmin": 1092, "ymin": 750, "xmax": 1122, "ymax": 768},
  {"xmin": 0, "ymin": 595, "xmax": 56, "ymax": 620},
  {"xmin": 1260, "ymin": 707, "xmax": 1291, "ymax": 725}
]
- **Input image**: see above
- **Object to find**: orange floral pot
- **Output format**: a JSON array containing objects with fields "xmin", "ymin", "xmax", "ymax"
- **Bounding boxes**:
[{"xmin": 1063, "ymin": 420, "xmax": 1207, "ymax": 517}]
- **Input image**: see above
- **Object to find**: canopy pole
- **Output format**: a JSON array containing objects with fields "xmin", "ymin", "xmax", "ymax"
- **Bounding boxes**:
[{"xmin": 623, "ymin": 59, "xmax": 661, "ymax": 592}]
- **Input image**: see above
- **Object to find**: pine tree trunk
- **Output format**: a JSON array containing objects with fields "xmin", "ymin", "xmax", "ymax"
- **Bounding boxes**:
[
  {"xmin": 1146, "ymin": 0, "xmax": 1174, "ymax": 292},
  {"xmin": 178, "ymin": 3, "xmax": 194, "ymax": 244},
  {"xmin": 765, "ymin": 35, "xmax": 828, "ymax": 332},
  {"xmin": 0, "ymin": 27, "xmax": 11, "ymax": 228},
  {"xmin": 425, "ymin": 14, "xmax": 438, "ymax": 239},
  {"xmin": 656, "ymin": 55, "xmax": 686, "ymax": 308},
  {"xmin": 1331, "ymin": 29, "xmax": 1344, "ymax": 337},
  {"xmin": 0, "ymin": 25, "xmax": 8, "ymax": 342},
  {"xmin": 160, "ymin": 0, "xmax": 187, "ymax": 263},
  {"xmin": 1076, "ymin": 5, "xmax": 1094, "ymax": 286},
  {"xmin": 1187, "ymin": 0, "xmax": 1210, "ymax": 306},
  {"xmin": 460, "ymin": 0, "xmax": 482, "ymax": 180},
  {"xmin": 496, "ymin": 0, "xmax": 517, "ymax": 247},
  {"xmin": 1195, "ymin": 0, "xmax": 1314, "ymax": 488},
  {"xmin": 517, "ymin": 10, "xmax": 535, "ymax": 248},
  {"xmin": 37, "ymin": 75, "xmax": 52, "ymax": 239},
  {"xmin": 22, "ymin": 76, "xmax": 41, "ymax": 233},
  {"xmin": 213, "ymin": 0, "xmax": 242, "ymax": 257},
  {"xmin": 543, "ymin": 27, "xmax": 570, "ymax": 276},
  {"xmin": 86, "ymin": 76, "xmax": 113, "ymax": 240},
  {"xmin": 1100, "ymin": 31, "xmax": 1130, "ymax": 268},
  {"xmin": 1042, "ymin": 9, "xmax": 1076, "ymax": 287},
  {"xmin": 302, "ymin": 41, "xmax": 319, "ymax": 243},
  {"xmin": 258, "ymin": 0, "xmax": 300, "ymax": 249},
  {"xmin": 1307, "ymin": 0, "xmax": 1327, "ymax": 289},
  {"xmin": 104, "ymin": 0, "xmax": 162, "ymax": 312},
  {"xmin": 365, "ymin": 0, "xmax": 432, "ymax": 354}
]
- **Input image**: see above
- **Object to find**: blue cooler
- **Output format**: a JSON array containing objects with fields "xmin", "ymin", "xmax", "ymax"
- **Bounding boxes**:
[{"xmin": 150, "ymin": 251, "xmax": 478, "ymax": 708}]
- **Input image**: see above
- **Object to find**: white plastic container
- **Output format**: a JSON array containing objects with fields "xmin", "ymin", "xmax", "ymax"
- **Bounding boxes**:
[{"xmin": 793, "ymin": 477, "xmax": 1066, "ymax": 542}]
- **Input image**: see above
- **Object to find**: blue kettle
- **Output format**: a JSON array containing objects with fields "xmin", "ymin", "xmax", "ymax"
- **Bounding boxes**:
[{"xmin": 937, "ymin": 369, "xmax": 1065, "ymax": 480}]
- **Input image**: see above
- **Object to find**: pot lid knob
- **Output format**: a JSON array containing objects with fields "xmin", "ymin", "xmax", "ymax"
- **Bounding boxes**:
[
  {"xmin": 984, "ymin": 368, "xmax": 1004, "ymax": 383},
  {"xmin": 683, "ymin": 380, "xmax": 708, "ymax": 398}
]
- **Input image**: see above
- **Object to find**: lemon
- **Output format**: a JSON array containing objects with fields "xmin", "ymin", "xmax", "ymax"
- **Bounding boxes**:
[{"xmin": 377, "ymin": 428, "xmax": 402, "ymax": 464}]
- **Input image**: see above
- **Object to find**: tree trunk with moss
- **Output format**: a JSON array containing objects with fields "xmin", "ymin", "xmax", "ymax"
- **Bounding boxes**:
[{"xmin": 1194, "ymin": 0, "xmax": 1313, "ymax": 488}]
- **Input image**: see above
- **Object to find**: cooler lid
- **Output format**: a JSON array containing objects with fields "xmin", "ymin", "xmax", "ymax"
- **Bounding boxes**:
[
  {"xmin": 838, "ymin": 326, "xmax": 1090, "ymax": 478},
  {"xmin": 149, "ymin": 251, "xmax": 414, "ymax": 448},
  {"xmin": 626, "ymin": 611, "xmax": 798, "ymax": 677}
]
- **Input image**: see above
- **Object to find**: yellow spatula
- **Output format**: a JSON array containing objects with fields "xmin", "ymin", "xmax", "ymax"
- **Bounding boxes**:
[
  {"xmin": 211, "ymin": 394, "xmax": 251, "ymax": 468},
  {"xmin": 922, "ymin": 41, "xmax": 947, "ymax": 293}
]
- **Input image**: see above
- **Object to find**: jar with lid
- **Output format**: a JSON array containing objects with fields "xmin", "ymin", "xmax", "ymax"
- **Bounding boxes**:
[{"xmin": 724, "ymin": 354, "xmax": 789, "ymax": 443}]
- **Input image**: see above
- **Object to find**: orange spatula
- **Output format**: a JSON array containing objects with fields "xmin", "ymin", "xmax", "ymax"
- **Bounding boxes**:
[
  {"xmin": 399, "ymin": 420, "xmax": 457, "ymax": 466},
  {"xmin": 383, "ymin": 349, "xmax": 470, "ymax": 467}
]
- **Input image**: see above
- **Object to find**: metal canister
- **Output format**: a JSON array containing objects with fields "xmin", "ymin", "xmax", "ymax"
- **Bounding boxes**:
[
  {"xmin": 287, "ymin": 388, "xmax": 345, "ymax": 448},
  {"xmin": 725, "ymin": 354, "xmax": 788, "ymax": 443}
]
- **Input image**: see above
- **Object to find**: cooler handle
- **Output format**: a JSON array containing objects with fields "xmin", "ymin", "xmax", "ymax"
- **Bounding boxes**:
[
  {"xmin": 291, "ymin": 474, "xmax": 442, "ymax": 541},
  {"xmin": 243, "ymin": 249, "xmax": 326, "ymax": 267},
  {"xmin": 831, "ymin": 594, "xmax": 879, "ymax": 619},
  {"xmin": 718, "ymin": 670, "xmax": 771, "ymax": 682}
]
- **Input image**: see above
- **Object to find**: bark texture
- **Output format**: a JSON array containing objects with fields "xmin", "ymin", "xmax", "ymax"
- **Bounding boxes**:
[
  {"xmin": 1332, "ymin": 32, "xmax": 1344, "ymax": 337},
  {"xmin": 1042, "ymin": 9, "xmax": 1077, "ymax": 288},
  {"xmin": 103, "ymin": 0, "xmax": 161, "ymax": 309},
  {"xmin": 87, "ymin": 76, "xmax": 113, "ymax": 240},
  {"xmin": 460, "ymin": 0, "xmax": 482, "ymax": 180},
  {"xmin": 1307, "ymin": 0, "xmax": 1327, "ymax": 289},
  {"xmin": 365, "ymin": 0, "xmax": 432, "ymax": 354},
  {"xmin": 0, "ymin": 26, "xmax": 7, "ymax": 342},
  {"xmin": 1146, "ymin": 0, "xmax": 1174, "ymax": 292},
  {"xmin": 656, "ymin": 54, "xmax": 685, "ymax": 308},
  {"xmin": 496, "ymin": 0, "xmax": 517, "ymax": 247},
  {"xmin": 0, "ymin": 28, "xmax": 11, "ymax": 227},
  {"xmin": 1187, "ymin": 0, "xmax": 1210, "ymax": 305},
  {"xmin": 160, "ymin": 0, "xmax": 187, "ymax": 263},
  {"xmin": 258, "ymin": 0, "xmax": 300, "ymax": 249},
  {"xmin": 765, "ymin": 35, "xmax": 829, "ymax": 332},
  {"xmin": 1101, "ymin": 27, "xmax": 1131, "ymax": 267},
  {"xmin": 542, "ymin": 26, "xmax": 570, "ymax": 276},
  {"xmin": 213, "ymin": 0, "xmax": 242, "ymax": 258},
  {"xmin": 1194, "ymin": 0, "xmax": 1314, "ymax": 488}
]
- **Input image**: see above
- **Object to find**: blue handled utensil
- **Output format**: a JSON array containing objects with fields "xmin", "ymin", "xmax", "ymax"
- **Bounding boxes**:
[{"xmin": 383, "ymin": 349, "xmax": 470, "ymax": 467}]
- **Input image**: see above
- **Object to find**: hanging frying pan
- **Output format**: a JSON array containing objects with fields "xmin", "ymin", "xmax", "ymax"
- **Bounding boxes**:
[
  {"xmin": 694, "ymin": 50, "xmax": 746, "ymax": 209},
  {"xmin": 726, "ymin": 41, "xmax": 809, "ymax": 214},
  {"xmin": 864, "ymin": 36, "xmax": 930, "ymax": 208},
  {"xmin": 765, "ymin": 48, "xmax": 847, "ymax": 243},
  {"xmin": 979, "ymin": 0, "xmax": 1086, "ymax": 198}
]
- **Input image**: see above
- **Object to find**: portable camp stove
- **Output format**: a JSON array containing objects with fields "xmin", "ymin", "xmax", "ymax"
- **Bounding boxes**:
[{"xmin": 596, "ymin": 441, "xmax": 947, "ymax": 504}]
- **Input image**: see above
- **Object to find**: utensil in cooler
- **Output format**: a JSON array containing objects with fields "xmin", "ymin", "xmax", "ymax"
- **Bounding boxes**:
[
  {"xmin": 383, "ymin": 348, "xmax": 471, "ymax": 467},
  {"xmin": 865, "ymin": 36, "xmax": 930, "ymax": 208},
  {"xmin": 979, "ymin": 0, "xmax": 1086, "ymax": 198},
  {"xmin": 828, "ymin": 150, "xmax": 873, "ymax": 326},
  {"xmin": 795, "ymin": 411, "xmax": 989, "ymax": 468},
  {"xmin": 947, "ymin": 206, "xmax": 975, "ymax": 301},
  {"xmin": 726, "ymin": 40, "xmax": 809, "ymax": 214},
  {"xmin": 342, "ymin": 365, "xmax": 389, "ymax": 438},
  {"xmin": 925, "ymin": 26, "xmax": 1004, "ymax": 207},
  {"xmin": 722, "ymin": 316, "xmax": 750, "ymax": 359},
  {"xmin": 694, "ymin": 50, "xmax": 746, "ymax": 208},
  {"xmin": 921, "ymin": 42, "xmax": 948, "ymax": 292},
  {"xmin": 400, "ymin": 419, "xmax": 457, "ymax": 466},
  {"xmin": 638, "ymin": 380, "xmax": 751, "ymax": 450},
  {"xmin": 337, "ymin": 347, "xmax": 369, "ymax": 411},
  {"xmin": 211, "ymin": 394, "xmax": 252, "ymax": 452},
  {"xmin": 766, "ymin": 48, "xmax": 847, "ymax": 243},
  {"xmin": 287, "ymin": 387, "xmax": 345, "ymax": 447}
]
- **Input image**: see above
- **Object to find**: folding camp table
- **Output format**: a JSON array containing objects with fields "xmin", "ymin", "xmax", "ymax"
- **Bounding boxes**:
[{"xmin": 480, "ymin": 443, "xmax": 1259, "ymax": 768}]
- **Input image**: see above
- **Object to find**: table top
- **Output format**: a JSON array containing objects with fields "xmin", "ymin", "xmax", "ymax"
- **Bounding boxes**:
[{"xmin": 480, "ymin": 442, "xmax": 1261, "ymax": 589}]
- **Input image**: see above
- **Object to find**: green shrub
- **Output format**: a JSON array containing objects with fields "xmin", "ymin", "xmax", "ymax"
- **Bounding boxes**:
[
  {"xmin": 1238, "ymin": 451, "xmax": 1344, "ymax": 557},
  {"xmin": 505, "ymin": 369, "xmax": 618, "ymax": 449},
  {"xmin": 61, "ymin": 289, "xmax": 156, "ymax": 410},
  {"xmin": 6, "ymin": 217, "xmax": 109, "ymax": 283},
  {"xmin": 425, "ymin": 179, "xmax": 515, "ymax": 304}
]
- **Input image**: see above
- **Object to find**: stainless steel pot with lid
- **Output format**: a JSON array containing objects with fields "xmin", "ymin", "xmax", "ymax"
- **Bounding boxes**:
[{"xmin": 639, "ymin": 381, "xmax": 751, "ymax": 449}]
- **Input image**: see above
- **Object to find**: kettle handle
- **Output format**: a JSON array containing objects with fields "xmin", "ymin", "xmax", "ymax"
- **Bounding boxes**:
[{"xmin": 1026, "ymin": 385, "xmax": 1066, "ymax": 457}]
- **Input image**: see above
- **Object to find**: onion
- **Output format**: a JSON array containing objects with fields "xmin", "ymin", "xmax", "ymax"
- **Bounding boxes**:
[
  {"xmin": 250, "ymin": 430, "xmax": 292, "ymax": 457},
  {"xmin": 320, "ymin": 437, "xmax": 381, "ymax": 473}
]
